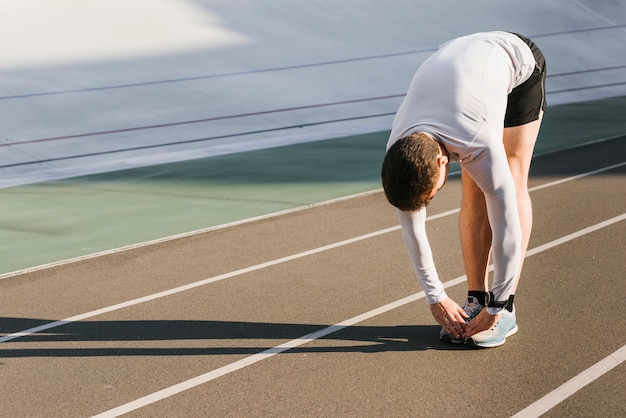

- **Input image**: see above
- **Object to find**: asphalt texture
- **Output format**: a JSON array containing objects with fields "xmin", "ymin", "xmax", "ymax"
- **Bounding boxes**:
[{"xmin": 1, "ymin": 136, "xmax": 624, "ymax": 417}]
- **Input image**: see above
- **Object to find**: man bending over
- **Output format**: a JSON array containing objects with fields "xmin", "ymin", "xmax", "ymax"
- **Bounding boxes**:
[{"xmin": 381, "ymin": 31, "xmax": 546, "ymax": 347}]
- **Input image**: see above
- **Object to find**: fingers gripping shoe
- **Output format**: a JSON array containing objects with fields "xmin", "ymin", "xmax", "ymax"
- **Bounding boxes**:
[
  {"xmin": 439, "ymin": 296, "xmax": 484, "ymax": 344},
  {"xmin": 465, "ymin": 307, "xmax": 518, "ymax": 348}
]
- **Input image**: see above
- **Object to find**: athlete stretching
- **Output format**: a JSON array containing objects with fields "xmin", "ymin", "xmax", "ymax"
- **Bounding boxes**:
[{"xmin": 381, "ymin": 31, "xmax": 546, "ymax": 347}]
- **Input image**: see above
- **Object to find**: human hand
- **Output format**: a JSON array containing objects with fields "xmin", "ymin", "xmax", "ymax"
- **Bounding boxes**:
[
  {"xmin": 429, "ymin": 297, "xmax": 469, "ymax": 340},
  {"xmin": 463, "ymin": 309, "xmax": 499, "ymax": 338}
]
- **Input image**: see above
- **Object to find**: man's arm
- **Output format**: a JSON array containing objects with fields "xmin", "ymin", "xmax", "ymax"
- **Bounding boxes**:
[
  {"xmin": 396, "ymin": 208, "xmax": 446, "ymax": 303},
  {"xmin": 396, "ymin": 209, "xmax": 468, "ymax": 336}
]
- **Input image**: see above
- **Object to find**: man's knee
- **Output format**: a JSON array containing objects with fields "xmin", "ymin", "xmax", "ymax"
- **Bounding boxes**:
[{"xmin": 461, "ymin": 169, "xmax": 488, "ymax": 214}]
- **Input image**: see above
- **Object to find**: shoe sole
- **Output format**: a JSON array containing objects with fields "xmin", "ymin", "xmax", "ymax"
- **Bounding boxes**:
[{"xmin": 465, "ymin": 324, "xmax": 519, "ymax": 348}]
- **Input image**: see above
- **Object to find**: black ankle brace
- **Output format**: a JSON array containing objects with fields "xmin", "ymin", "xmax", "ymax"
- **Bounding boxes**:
[
  {"xmin": 506, "ymin": 295, "xmax": 515, "ymax": 312},
  {"xmin": 468, "ymin": 291, "xmax": 487, "ymax": 306}
]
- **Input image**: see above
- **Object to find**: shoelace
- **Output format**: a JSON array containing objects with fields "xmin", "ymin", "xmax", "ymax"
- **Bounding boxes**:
[{"xmin": 463, "ymin": 301, "xmax": 484, "ymax": 323}]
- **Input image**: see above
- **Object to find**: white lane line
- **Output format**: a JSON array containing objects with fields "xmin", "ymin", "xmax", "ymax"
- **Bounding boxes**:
[
  {"xmin": 512, "ymin": 344, "xmax": 626, "ymax": 418},
  {"xmin": 528, "ymin": 161, "xmax": 625, "ymax": 192},
  {"xmin": 0, "ymin": 207, "xmax": 461, "ymax": 344},
  {"xmin": 0, "ymin": 189, "xmax": 383, "ymax": 281},
  {"xmin": 90, "ymin": 292, "xmax": 428, "ymax": 418},
  {"xmin": 90, "ymin": 213, "xmax": 625, "ymax": 418},
  {"xmin": 0, "ymin": 223, "xmax": 397, "ymax": 344},
  {"xmin": 526, "ymin": 213, "xmax": 626, "ymax": 257}
]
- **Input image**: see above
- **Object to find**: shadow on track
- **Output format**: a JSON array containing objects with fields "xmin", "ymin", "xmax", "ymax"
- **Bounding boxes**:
[{"xmin": 0, "ymin": 317, "xmax": 470, "ymax": 358}]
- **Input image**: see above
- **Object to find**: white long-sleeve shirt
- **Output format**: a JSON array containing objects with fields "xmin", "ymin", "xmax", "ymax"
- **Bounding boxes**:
[{"xmin": 387, "ymin": 31, "xmax": 536, "ymax": 308}]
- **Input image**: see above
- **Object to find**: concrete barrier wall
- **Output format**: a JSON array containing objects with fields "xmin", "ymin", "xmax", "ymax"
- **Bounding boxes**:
[{"xmin": 1, "ymin": 0, "xmax": 625, "ymax": 187}]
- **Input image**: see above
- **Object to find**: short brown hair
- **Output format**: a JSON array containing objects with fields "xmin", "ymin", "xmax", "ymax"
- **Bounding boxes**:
[{"xmin": 381, "ymin": 132, "xmax": 441, "ymax": 211}]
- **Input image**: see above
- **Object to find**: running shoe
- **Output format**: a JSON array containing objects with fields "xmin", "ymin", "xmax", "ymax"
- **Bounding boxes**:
[
  {"xmin": 439, "ymin": 296, "xmax": 484, "ymax": 344},
  {"xmin": 465, "ymin": 307, "xmax": 518, "ymax": 348}
]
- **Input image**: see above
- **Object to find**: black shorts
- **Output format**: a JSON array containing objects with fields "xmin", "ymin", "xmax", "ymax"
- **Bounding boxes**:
[{"xmin": 504, "ymin": 33, "xmax": 547, "ymax": 128}]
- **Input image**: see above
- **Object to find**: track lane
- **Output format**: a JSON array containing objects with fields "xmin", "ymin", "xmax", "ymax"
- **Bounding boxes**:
[{"xmin": 1, "ymin": 139, "xmax": 625, "ymax": 417}]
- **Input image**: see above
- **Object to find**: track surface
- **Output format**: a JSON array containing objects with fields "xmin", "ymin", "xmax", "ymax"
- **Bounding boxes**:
[{"xmin": 1, "ymin": 137, "xmax": 624, "ymax": 417}]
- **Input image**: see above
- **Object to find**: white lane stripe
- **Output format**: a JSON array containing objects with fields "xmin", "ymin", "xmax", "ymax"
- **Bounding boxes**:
[
  {"xmin": 0, "ymin": 224, "xmax": 396, "ymax": 343},
  {"xmin": 526, "ymin": 213, "xmax": 626, "ymax": 257},
  {"xmin": 512, "ymin": 344, "xmax": 626, "ymax": 418},
  {"xmin": 90, "ymin": 213, "xmax": 625, "ymax": 418},
  {"xmin": 0, "ymin": 189, "xmax": 383, "ymax": 281},
  {"xmin": 0, "ymin": 207, "xmax": 462, "ymax": 344},
  {"xmin": 90, "ymin": 292, "xmax": 427, "ymax": 418},
  {"xmin": 528, "ymin": 161, "xmax": 625, "ymax": 192}
]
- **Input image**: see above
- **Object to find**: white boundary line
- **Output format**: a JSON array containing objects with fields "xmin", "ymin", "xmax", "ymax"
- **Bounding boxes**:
[
  {"xmin": 89, "ymin": 291, "xmax": 429, "ymax": 418},
  {"xmin": 0, "ymin": 189, "xmax": 382, "ymax": 281},
  {"xmin": 512, "ymin": 344, "xmax": 626, "ymax": 418},
  {"xmin": 90, "ymin": 213, "xmax": 626, "ymax": 418},
  {"xmin": 0, "ymin": 206, "xmax": 460, "ymax": 345},
  {"xmin": 531, "ymin": 133, "xmax": 626, "ymax": 158},
  {"xmin": 528, "ymin": 161, "xmax": 625, "ymax": 192}
]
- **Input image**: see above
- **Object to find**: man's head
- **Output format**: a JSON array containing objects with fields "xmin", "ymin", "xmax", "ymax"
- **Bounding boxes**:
[{"xmin": 381, "ymin": 132, "xmax": 449, "ymax": 211}]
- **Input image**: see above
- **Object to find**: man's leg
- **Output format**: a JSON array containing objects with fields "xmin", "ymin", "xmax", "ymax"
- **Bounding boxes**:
[
  {"xmin": 459, "ymin": 167, "xmax": 491, "ymax": 294},
  {"xmin": 503, "ymin": 112, "xmax": 543, "ymax": 294},
  {"xmin": 436, "ymin": 170, "xmax": 490, "ymax": 344},
  {"xmin": 459, "ymin": 112, "xmax": 543, "ymax": 298}
]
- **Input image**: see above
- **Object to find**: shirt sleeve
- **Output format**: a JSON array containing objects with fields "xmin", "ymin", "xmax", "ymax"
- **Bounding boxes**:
[
  {"xmin": 396, "ymin": 208, "xmax": 448, "ymax": 304},
  {"xmin": 462, "ymin": 142, "xmax": 523, "ymax": 311}
]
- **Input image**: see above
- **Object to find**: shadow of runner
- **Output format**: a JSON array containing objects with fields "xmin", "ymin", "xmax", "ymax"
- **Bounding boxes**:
[{"xmin": 0, "ymin": 317, "xmax": 469, "ymax": 358}]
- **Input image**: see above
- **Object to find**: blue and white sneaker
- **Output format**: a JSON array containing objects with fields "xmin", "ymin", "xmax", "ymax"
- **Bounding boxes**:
[
  {"xmin": 465, "ymin": 307, "xmax": 518, "ymax": 348},
  {"xmin": 439, "ymin": 296, "xmax": 484, "ymax": 344}
]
